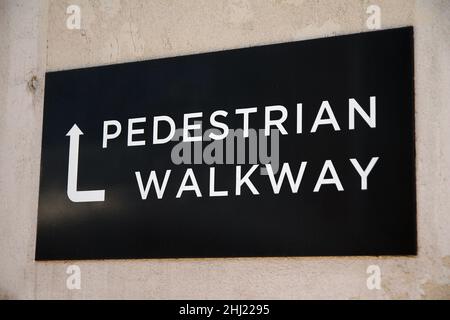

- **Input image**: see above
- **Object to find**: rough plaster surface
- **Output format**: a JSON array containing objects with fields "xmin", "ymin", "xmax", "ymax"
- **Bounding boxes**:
[{"xmin": 0, "ymin": 0, "xmax": 449, "ymax": 299}]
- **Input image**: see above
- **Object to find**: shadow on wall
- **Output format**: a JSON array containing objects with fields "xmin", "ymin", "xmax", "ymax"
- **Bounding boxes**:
[{"xmin": 0, "ymin": 288, "xmax": 16, "ymax": 300}]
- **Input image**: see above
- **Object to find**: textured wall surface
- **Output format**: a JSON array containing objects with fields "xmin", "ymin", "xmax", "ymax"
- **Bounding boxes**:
[{"xmin": 0, "ymin": 0, "xmax": 449, "ymax": 299}]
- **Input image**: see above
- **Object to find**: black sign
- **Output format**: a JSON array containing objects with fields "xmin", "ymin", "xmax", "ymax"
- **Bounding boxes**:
[{"xmin": 36, "ymin": 27, "xmax": 416, "ymax": 260}]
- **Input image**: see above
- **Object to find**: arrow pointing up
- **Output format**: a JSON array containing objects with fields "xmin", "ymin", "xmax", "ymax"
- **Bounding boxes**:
[
  {"xmin": 66, "ymin": 124, "xmax": 83, "ymax": 137},
  {"xmin": 66, "ymin": 124, "xmax": 105, "ymax": 202}
]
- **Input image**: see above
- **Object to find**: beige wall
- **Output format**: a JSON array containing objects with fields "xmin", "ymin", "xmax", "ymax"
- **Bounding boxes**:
[{"xmin": 1, "ymin": 0, "xmax": 449, "ymax": 299}]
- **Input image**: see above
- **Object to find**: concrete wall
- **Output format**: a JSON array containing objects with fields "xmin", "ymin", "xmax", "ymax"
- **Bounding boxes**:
[{"xmin": 0, "ymin": 0, "xmax": 449, "ymax": 299}]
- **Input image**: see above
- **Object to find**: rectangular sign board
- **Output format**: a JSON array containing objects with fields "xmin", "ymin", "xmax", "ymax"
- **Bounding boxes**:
[{"xmin": 36, "ymin": 27, "xmax": 416, "ymax": 260}]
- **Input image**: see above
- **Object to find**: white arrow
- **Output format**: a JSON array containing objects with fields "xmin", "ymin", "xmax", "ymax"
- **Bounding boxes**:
[{"xmin": 66, "ymin": 124, "xmax": 105, "ymax": 202}]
